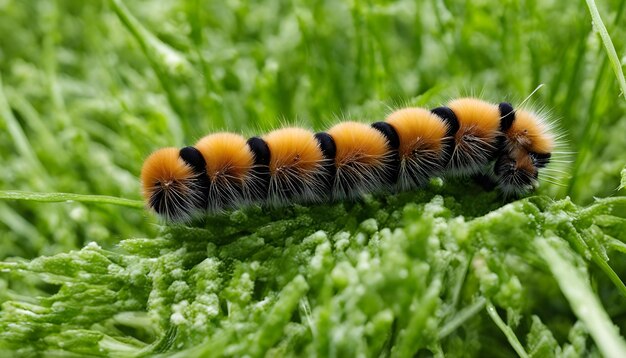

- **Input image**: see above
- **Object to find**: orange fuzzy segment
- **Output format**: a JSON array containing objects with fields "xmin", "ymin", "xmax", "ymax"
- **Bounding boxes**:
[
  {"xmin": 327, "ymin": 121, "xmax": 389, "ymax": 166},
  {"xmin": 140, "ymin": 147, "xmax": 194, "ymax": 201},
  {"xmin": 386, "ymin": 108, "xmax": 448, "ymax": 157},
  {"xmin": 195, "ymin": 132, "xmax": 254, "ymax": 180},
  {"xmin": 506, "ymin": 110, "xmax": 554, "ymax": 154},
  {"xmin": 263, "ymin": 127, "xmax": 323, "ymax": 174},
  {"xmin": 448, "ymin": 98, "xmax": 500, "ymax": 141}
]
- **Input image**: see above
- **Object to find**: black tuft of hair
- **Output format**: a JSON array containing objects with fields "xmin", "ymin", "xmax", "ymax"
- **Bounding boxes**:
[
  {"xmin": 371, "ymin": 122, "xmax": 400, "ymax": 150},
  {"xmin": 498, "ymin": 102, "xmax": 515, "ymax": 132}
]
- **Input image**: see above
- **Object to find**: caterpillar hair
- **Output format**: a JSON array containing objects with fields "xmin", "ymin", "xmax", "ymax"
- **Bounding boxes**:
[
  {"xmin": 383, "ymin": 107, "xmax": 457, "ymax": 190},
  {"xmin": 262, "ymin": 127, "xmax": 327, "ymax": 206},
  {"xmin": 325, "ymin": 121, "xmax": 394, "ymax": 199},
  {"xmin": 494, "ymin": 105, "xmax": 555, "ymax": 196},
  {"xmin": 194, "ymin": 132, "xmax": 258, "ymax": 211},
  {"xmin": 444, "ymin": 98, "xmax": 503, "ymax": 176},
  {"xmin": 140, "ymin": 147, "xmax": 207, "ymax": 221},
  {"xmin": 140, "ymin": 97, "xmax": 559, "ymax": 221}
]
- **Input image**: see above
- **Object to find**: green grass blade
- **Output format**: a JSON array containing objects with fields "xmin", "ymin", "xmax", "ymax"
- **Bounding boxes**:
[
  {"xmin": 108, "ymin": 0, "xmax": 186, "ymax": 144},
  {"xmin": 486, "ymin": 302, "xmax": 529, "ymax": 358},
  {"xmin": 0, "ymin": 190, "xmax": 144, "ymax": 209},
  {"xmin": 535, "ymin": 237, "xmax": 626, "ymax": 358},
  {"xmin": 0, "ymin": 75, "xmax": 45, "ymax": 174},
  {"xmin": 567, "ymin": 0, "xmax": 626, "ymax": 198},
  {"xmin": 585, "ymin": 0, "xmax": 626, "ymax": 98},
  {"xmin": 438, "ymin": 297, "xmax": 487, "ymax": 339}
]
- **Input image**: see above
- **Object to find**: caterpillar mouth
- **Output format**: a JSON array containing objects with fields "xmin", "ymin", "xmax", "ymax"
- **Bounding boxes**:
[{"xmin": 493, "ymin": 154, "xmax": 539, "ymax": 196}]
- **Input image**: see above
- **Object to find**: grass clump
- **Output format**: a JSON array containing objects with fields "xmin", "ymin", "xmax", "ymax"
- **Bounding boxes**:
[{"xmin": 1, "ymin": 0, "xmax": 625, "ymax": 356}]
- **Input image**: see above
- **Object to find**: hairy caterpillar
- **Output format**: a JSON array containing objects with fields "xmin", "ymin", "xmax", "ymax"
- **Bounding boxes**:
[{"xmin": 140, "ymin": 98, "xmax": 556, "ymax": 221}]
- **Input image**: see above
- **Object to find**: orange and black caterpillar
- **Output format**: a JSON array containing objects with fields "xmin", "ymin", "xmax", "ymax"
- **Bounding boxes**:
[{"xmin": 140, "ymin": 98, "xmax": 555, "ymax": 221}]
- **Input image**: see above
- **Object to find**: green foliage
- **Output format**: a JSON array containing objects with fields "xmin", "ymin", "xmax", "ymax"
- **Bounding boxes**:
[
  {"xmin": 1, "ymin": 190, "xmax": 625, "ymax": 356},
  {"xmin": 1, "ymin": 0, "xmax": 625, "ymax": 356}
]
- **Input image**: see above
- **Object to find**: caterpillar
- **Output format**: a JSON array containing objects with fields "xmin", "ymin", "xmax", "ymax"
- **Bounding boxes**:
[{"xmin": 140, "ymin": 97, "xmax": 556, "ymax": 221}]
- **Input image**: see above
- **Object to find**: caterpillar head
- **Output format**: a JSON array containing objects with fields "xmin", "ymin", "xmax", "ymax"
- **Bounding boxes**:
[{"xmin": 140, "ymin": 147, "xmax": 207, "ymax": 221}]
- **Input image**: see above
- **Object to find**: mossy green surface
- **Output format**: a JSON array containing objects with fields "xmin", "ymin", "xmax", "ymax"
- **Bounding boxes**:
[{"xmin": 1, "ymin": 0, "xmax": 625, "ymax": 356}]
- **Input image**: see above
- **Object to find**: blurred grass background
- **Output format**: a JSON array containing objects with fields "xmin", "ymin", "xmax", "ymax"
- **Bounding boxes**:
[
  {"xmin": 1, "ymin": 0, "xmax": 626, "ymax": 356},
  {"xmin": 0, "ymin": 0, "xmax": 625, "ymax": 267}
]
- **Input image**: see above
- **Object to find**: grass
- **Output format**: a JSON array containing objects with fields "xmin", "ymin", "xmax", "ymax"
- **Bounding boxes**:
[{"xmin": 0, "ymin": 0, "xmax": 625, "ymax": 356}]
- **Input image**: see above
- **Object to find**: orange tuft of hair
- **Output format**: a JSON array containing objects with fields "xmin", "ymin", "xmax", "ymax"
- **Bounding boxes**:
[
  {"xmin": 506, "ymin": 110, "xmax": 554, "ymax": 154},
  {"xmin": 448, "ymin": 98, "xmax": 500, "ymax": 141},
  {"xmin": 140, "ymin": 147, "xmax": 194, "ymax": 202},
  {"xmin": 327, "ymin": 121, "xmax": 389, "ymax": 167},
  {"xmin": 195, "ymin": 132, "xmax": 254, "ymax": 180},
  {"xmin": 263, "ymin": 127, "xmax": 324, "ymax": 174},
  {"xmin": 386, "ymin": 108, "xmax": 448, "ymax": 158}
]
